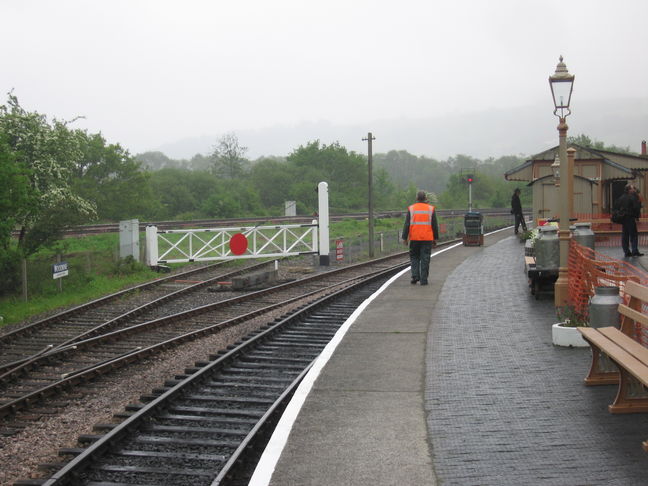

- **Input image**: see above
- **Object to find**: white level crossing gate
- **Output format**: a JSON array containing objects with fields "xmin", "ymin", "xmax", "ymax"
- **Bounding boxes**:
[
  {"xmin": 145, "ymin": 182, "xmax": 331, "ymax": 266},
  {"xmin": 146, "ymin": 223, "xmax": 318, "ymax": 264}
]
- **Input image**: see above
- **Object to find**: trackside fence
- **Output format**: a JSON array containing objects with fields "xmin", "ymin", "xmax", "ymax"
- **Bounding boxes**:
[{"xmin": 568, "ymin": 241, "xmax": 648, "ymax": 346}]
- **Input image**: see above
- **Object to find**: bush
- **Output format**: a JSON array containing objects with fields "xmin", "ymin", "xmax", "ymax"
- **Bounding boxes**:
[
  {"xmin": 0, "ymin": 248, "xmax": 21, "ymax": 296},
  {"xmin": 112, "ymin": 255, "xmax": 146, "ymax": 276}
]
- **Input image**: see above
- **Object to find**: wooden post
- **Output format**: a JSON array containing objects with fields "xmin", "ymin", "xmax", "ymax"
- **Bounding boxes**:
[
  {"xmin": 57, "ymin": 254, "xmax": 63, "ymax": 293},
  {"xmin": 22, "ymin": 258, "xmax": 28, "ymax": 302}
]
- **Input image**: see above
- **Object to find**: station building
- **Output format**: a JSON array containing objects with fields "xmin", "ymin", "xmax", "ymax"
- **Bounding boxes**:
[{"xmin": 505, "ymin": 142, "xmax": 648, "ymax": 223}]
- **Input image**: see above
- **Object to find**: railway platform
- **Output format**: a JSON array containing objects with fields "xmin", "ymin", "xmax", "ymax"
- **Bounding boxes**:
[{"xmin": 250, "ymin": 229, "xmax": 648, "ymax": 486}]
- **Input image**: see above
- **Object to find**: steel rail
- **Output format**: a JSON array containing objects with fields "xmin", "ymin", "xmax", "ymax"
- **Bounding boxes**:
[
  {"xmin": 0, "ymin": 260, "xmax": 234, "ymax": 345},
  {"xmin": 0, "ymin": 260, "xmax": 275, "ymax": 373},
  {"xmin": 38, "ymin": 264, "xmax": 401, "ymax": 486},
  {"xmin": 27, "ymin": 208, "xmax": 518, "ymax": 237},
  {"xmin": 0, "ymin": 254, "xmax": 408, "ymax": 419}
]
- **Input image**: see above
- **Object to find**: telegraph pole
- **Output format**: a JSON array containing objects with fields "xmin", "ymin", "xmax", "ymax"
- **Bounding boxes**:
[{"xmin": 363, "ymin": 132, "xmax": 376, "ymax": 258}]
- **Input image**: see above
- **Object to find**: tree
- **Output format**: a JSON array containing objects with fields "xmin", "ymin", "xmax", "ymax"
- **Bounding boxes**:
[
  {"xmin": 249, "ymin": 158, "xmax": 294, "ymax": 209},
  {"xmin": 373, "ymin": 150, "xmax": 448, "ymax": 194},
  {"xmin": 210, "ymin": 133, "xmax": 249, "ymax": 178},
  {"xmin": 148, "ymin": 168, "xmax": 204, "ymax": 219},
  {"xmin": 287, "ymin": 141, "xmax": 367, "ymax": 210},
  {"xmin": 0, "ymin": 137, "xmax": 32, "ymax": 293},
  {"xmin": 72, "ymin": 132, "xmax": 155, "ymax": 221},
  {"xmin": 201, "ymin": 179, "xmax": 264, "ymax": 218},
  {"xmin": 568, "ymin": 133, "xmax": 634, "ymax": 154},
  {"xmin": 134, "ymin": 151, "xmax": 177, "ymax": 170},
  {"xmin": 0, "ymin": 136, "xmax": 32, "ymax": 248},
  {"xmin": 0, "ymin": 94, "xmax": 96, "ymax": 257}
]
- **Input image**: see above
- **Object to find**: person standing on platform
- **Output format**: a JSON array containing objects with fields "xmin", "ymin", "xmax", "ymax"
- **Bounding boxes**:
[
  {"xmin": 616, "ymin": 184, "xmax": 643, "ymax": 257},
  {"xmin": 402, "ymin": 191, "xmax": 439, "ymax": 285},
  {"xmin": 511, "ymin": 188, "xmax": 527, "ymax": 234}
]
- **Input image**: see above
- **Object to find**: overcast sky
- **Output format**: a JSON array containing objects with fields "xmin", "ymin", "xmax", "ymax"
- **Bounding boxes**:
[{"xmin": 3, "ymin": 0, "xmax": 648, "ymax": 159}]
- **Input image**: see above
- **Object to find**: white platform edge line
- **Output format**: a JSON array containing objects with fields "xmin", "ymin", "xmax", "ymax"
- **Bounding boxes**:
[{"xmin": 247, "ymin": 240, "xmax": 465, "ymax": 486}]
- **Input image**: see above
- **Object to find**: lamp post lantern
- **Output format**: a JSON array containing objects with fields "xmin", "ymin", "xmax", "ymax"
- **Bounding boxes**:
[
  {"xmin": 551, "ymin": 154, "xmax": 560, "ymax": 186},
  {"xmin": 549, "ymin": 56, "xmax": 575, "ymax": 307}
]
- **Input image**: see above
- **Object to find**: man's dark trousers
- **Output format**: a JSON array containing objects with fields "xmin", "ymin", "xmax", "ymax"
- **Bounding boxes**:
[
  {"xmin": 409, "ymin": 240, "xmax": 433, "ymax": 283},
  {"xmin": 622, "ymin": 217, "xmax": 639, "ymax": 255},
  {"xmin": 514, "ymin": 213, "xmax": 527, "ymax": 233}
]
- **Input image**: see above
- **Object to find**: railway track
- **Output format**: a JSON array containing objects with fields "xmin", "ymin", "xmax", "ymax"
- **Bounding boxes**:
[
  {"xmin": 17, "ymin": 263, "xmax": 398, "ymax": 486},
  {"xmin": 33, "ymin": 208, "xmax": 517, "ymax": 237},
  {"xmin": 0, "ymin": 253, "xmax": 408, "ymax": 420},
  {"xmin": 0, "ymin": 260, "xmax": 275, "ymax": 372}
]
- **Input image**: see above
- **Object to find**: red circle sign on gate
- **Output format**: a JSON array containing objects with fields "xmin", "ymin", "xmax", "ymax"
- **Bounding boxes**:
[{"xmin": 229, "ymin": 233, "xmax": 248, "ymax": 255}]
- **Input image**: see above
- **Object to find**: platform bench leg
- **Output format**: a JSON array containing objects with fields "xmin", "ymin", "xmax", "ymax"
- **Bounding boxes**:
[
  {"xmin": 584, "ymin": 345, "xmax": 619, "ymax": 385},
  {"xmin": 608, "ymin": 370, "xmax": 648, "ymax": 414}
]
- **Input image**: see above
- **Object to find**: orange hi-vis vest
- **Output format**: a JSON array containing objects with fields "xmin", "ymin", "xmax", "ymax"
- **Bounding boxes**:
[{"xmin": 408, "ymin": 203, "xmax": 435, "ymax": 241}]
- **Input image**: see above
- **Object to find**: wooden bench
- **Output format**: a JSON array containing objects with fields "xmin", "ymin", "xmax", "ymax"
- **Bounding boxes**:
[{"xmin": 578, "ymin": 280, "xmax": 648, "ymax": 451}]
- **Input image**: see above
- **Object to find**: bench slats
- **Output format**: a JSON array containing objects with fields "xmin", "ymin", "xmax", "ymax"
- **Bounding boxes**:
[
  {"xmin": 579, "ymin": 281, "xmax": 648, "ymax": 450},
  {"xmin": 579, "ymin": 327, "xmax": 648, "ymax": 386},
  {"xmin": 599, "ymin": 327, "xmax": 648, "ymax": 371},
  {"xmin": 626, "ymin": 280, "xmax": 648, "ymax": 303},
  {"xmin": 618, "ymin": 304, "xmax": 648, "ymax": 330},
  {"xmin": 580, "ymin": 326, "xmax": 648, "ymax": 415}
]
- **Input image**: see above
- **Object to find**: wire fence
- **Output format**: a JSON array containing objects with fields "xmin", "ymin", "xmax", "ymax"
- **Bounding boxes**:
[
  {"xmin": 568, "ymin": 240, "xmax": 648, "ymax": 346},
  {"xmin": 330, "ymin": 213, "xmax": 516, "ymax": 265},
  {"xmin": 7, "ymin": 212, "xmax": 518, "ymax": 300}
]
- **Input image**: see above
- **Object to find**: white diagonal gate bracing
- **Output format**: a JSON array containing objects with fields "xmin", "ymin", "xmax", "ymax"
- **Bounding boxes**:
[{"xmin": 146, "ymin": 223, "xmax": 319, "ymax": 265}]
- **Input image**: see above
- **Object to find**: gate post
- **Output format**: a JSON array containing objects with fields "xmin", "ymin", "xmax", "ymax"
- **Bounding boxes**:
[
  {"xmin": 318, "ymin": 181, "xmax": 330, "ymax": 266},
  {"xmin": 145, "ymin": 225, "xmax": 159, "ymax": 267}
]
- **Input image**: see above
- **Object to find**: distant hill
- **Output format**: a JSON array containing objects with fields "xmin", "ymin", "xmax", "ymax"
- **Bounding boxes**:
[{"xmin": 151, "ymin": 97, "xmax": 648, "ymax": 161}]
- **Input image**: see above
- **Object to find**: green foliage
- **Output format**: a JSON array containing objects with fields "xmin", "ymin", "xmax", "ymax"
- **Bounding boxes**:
[
  {"xmin": 330, "ymin": 217, "xmax": 403, "ymax": 239},
  {"xmin": 0, "ymin": 135, "xmax": 33, "ymax": 248},
  {"xmin": 568, "ymin": 134, "xmax": 634, "ymax": 154},
  {"xmin": 374, "ymin": 150, "xmax": 448, "ymax": 195},
  {"xmin": 287, "ymin": 140, "xmax": 368, "ymax": 210},
  {"xmin": 0, "ymin": 247, "xmax": 21, "ymax": 295},
  {"xmin": 249, "ymin": 157, "xmax": 293, "ymax": 210},
  {"xmin": 556, "ymin": 305, "xmax": 589, "ymax": 327},
  {"xmin": 202, "ymin": 179, "xmax": 264, "ymax": 218},
  {"xmin": 72, "ymin": 132, "xmax": 155, "ymax": 221},
  {"xmin": 112, "ymin": 255, "xmax": 147, "ymax": 276},
  {"xmin": 0, "ymin": 93, "xmax": 96, "ymax": 258}
]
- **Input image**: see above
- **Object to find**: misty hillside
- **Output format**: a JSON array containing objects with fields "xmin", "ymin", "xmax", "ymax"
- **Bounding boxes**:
[{"xmin": 151, "ymin": 98, "xmax": 648, "ymax": 161}]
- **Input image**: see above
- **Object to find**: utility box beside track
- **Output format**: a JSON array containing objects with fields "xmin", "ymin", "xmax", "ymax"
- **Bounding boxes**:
[{"xmin": 119, "ymin": 219, "xmax": 140, "ymax": 262}]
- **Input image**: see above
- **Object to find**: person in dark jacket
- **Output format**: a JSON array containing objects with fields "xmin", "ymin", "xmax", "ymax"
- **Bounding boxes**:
[
  {"xmin": 402, "ymin": 191, "xmax": 440, "ymax": 285},
  {"xmin": 511, "ymin": 188, "xmax": 527, "ymax": 234},
  {"xmin": 616, "ymin": 184, "xmax": 643, "ymax": 257}
]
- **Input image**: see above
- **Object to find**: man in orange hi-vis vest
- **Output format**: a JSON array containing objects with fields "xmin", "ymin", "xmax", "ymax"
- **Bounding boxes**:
[{"xmin": 401, "ymin": 191, "xmax": 439, "ymax": 285}]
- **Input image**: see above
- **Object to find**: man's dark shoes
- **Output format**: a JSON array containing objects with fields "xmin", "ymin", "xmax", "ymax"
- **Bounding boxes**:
[
  {"xmin": 625, "ymin": 252, "xmax": 633, "ymax": 257},
  {"xmin": 633, "ymin": 252, "xmax": 645, "ymax": 257},
  {"xmin": 420, "ymin": 280, "xmax": 428, "ymax": 285},
  {"xmin": 410, "ymin": 278, "xmax": 419, "ymax": 284}
]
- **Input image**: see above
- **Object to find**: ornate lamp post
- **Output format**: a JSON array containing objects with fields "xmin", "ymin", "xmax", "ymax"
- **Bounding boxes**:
[{"xmin": 549, "ymin": 56, "xmax": 575, "ymax": 307}]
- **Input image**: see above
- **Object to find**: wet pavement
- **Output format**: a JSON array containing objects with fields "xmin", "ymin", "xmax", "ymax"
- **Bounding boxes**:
[{"xmin": 255, "ymin": 231, "xmax": 648, "ymax": 486}]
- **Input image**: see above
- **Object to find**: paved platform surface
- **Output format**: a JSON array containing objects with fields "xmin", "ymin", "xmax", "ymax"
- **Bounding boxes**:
[{"xmin": 253, "ymin": 231, "xmax": 648, "ymax": 486}]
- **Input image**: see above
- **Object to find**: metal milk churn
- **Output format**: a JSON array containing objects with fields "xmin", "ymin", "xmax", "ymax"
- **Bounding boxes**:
[
  {"xmin": 525, "ymin": 238, "xmax": 534, "ymax": 257},
  {"xmin": 535, "ymin": 226, "xmax": 560, "ymax": 270},
  {"xmin": 589, "ymin": 286, "xmax": 621, "ymax": 328},
  {"xmin": 572, "ymin": 222, "xmax": 595, "ymax": 250}
]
